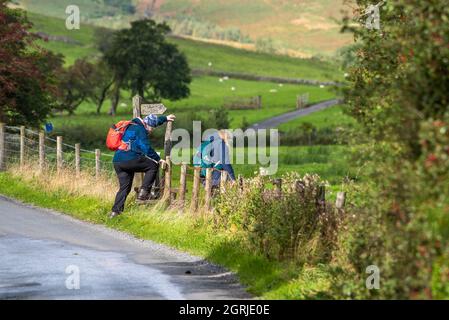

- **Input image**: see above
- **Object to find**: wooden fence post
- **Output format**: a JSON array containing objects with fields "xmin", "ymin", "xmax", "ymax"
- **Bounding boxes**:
[
  {"xmin": 75, "ymin": 143, "xmax": 81, "ymax": 177},
  {"xmin": 190, "ymin": 167, "xmax": 201, "ymax": 212},
  {"xmin": 204, "ymin": 168, "xmax": 213, "ymax": 211},
  {"xmin": 132, "ymin": 95, "xmax": 143, "ymax": 188},
  {"xmin": 238, "ymin": 174, "xmax": 244, "ymax": 192},
  {"xmin": 336, "ymin": 192, "xmax": 346, "ymax": 210},
  {"xmin": 95, "ymin": 149, "xmax": 101, "ymax": 180},
  {"xmin": 179, "ymin": 163, "xmax": 187, "ymax": 210},
  {"xmin": 295, "ymin": 180, "xmax": 305, "ymax": 197},
  {"xmin": 220, "ymin": 170, "xmax": 228, "ymax": 193},
  {"xmin": 317, "ymin": 185, "xmax": 326, "ymax": 202},
  {"xmin": 132, "ymin": 95, "xmax": 142, "ymax": 119},
  {"xmin": 160, "ymin": 120, "xmax": 173, "ymax": 193},
  {"xmin": 164, "ymin": 121, "xmax": 173, "ymax": 157},
  {"xmin": 317, "ymin": 185, "xmax": 326, "ymax": 212},
  {"xmin": 20, "ymin": 126, "xmax": 25, "ymax": 167},
  {"xmin": 272, "ymin": 178, "xmax": 282, "ymax": 198},
  {"xmin": 0, "ymin": 123, "xmax": 5, "ymax": 171},
  {"xmin": 39, "ymin": 131, "xmax": 45, "ymax": 173},
  {"xmin": 56, "ymin": 136, "xmax": 63, "ymax": 173},
  {"xmin": 163, "ymin": 156, "xmax": 172, "ymax": 205}
]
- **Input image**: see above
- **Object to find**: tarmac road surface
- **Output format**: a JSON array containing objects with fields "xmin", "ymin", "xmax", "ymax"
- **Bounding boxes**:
[
  {"xmin": 0, "ymin": 196, "xmax": 250, "ymax": 300},
  {"xmin": 250, "ymin": 99, "xmax": 341, "ymax": 130}
]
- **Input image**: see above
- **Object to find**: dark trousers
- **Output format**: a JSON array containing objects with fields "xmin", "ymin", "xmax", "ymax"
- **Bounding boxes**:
[{"xmin": 112, "ymin": 156, "xmax": 159, "ymax": 213}]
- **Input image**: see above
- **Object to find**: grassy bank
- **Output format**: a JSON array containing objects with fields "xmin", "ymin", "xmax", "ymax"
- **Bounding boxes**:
[{"xmin": 0, "ymin": 170, "xmax": 333, "ymax": 299}]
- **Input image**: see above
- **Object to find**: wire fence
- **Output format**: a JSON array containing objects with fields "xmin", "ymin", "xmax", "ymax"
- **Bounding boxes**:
[
  {"xmin": 0, "ymin": 124, "xmax": 347, "ymax": 213},
  {"xmin": 0, "ymin": 123, "xmax": 249, "ymax": 212},
  {"xmin": 1, "ymin": 125, "xmax": 116, "ymax": 178}
]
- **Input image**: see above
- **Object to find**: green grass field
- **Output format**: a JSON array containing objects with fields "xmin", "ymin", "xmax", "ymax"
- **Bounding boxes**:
[
  {"xmin": 66, "ymin": 75, "xmax": 336, "ymax": 131},
  {"xmin": 168, "ymin": 37, "xmax": 342, "ymax": 81},
  {"xmin": 28, "ymin": 11, "xmax": 99, "ymax": 65},
  {"xmin": 165, "ymin": 76, "xmax": 336, "ymax": 113}
]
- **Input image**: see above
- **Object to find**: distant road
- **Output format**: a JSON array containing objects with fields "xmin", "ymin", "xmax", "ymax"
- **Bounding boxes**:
[
  {"xmin": 0, "ymin": 196, "xmax": 249, "ymax": 300},
  {"xmin": 250, "ymin": 99, "xmax": 342, "ymax": 130}
]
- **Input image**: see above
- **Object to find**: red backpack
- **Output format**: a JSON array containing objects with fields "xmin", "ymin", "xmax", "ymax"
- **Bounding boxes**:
[{"xmin": 106, "ymin": 120, "xmax": 135, "ymax": 151}]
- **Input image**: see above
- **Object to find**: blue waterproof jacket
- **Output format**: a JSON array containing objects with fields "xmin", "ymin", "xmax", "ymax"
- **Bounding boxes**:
[
  {"xmin": 197, "ymin": 133, "xmax": 236, "ymax": 185},
  {"xmin": 113, "ymin": 116, "xmax": 167, "ymax": 163}
]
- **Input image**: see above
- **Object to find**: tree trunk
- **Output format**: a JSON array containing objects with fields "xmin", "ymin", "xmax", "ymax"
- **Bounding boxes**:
[
  {"xmin": 96, "ymin": 80, "xmax": 114, "ymax": 114},
  {"xmin": 96, "ymin": 96, "xmax": 105, "ymax": 114},
  {"xmin": 109, "ymin": 83, "xmax": 120, "ymax": 116}
]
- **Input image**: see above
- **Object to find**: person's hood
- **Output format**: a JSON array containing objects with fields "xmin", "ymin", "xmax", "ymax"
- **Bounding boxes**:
[{"xmin": 132, "ymin": 118, "xmax": 144, "ymax": 126}]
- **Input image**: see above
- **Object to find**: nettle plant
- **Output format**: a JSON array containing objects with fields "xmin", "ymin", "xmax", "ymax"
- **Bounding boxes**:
[{"xmin": 215, "ymin": 173, "xmax": 343, "ymax": 263}]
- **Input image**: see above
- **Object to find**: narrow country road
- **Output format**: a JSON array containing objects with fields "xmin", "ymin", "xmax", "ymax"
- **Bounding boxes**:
[
  {"xmin": 0, "ymin": 196, "xmax": 250, "ymax": 300},
  {"xmin": 250, "ymin": 99, "xmax": 341, "ymax": 130}
]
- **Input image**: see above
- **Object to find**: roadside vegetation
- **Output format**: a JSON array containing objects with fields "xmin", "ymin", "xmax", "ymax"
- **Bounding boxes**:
[
  {"xmin": 0, "ymin": 167, "xmax": 336, "ymax": 299},
  {"xmin": 329, "ymin": 0, "xmax": 449, "ymax": 298}
]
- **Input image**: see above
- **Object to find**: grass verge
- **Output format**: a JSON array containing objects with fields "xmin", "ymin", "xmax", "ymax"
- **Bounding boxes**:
[{"xmin": 0, "ymin": 170, "xmax": 332, "ymax": 299}]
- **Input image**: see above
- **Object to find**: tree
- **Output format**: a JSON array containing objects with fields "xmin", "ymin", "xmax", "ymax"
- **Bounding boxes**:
[
  {"xmin": 56, "ymin": 58, "xmax": 96, "ymax": 114},
  {"xmin": 104, "ymin": 19, "xmax": 191, "ymax": 115},
  {"xmin": 88, "ymin": 60, "xmax": 114, "ymax": 114},
  {"xmin": 0, "ymin": 1, "xmax": 60, "ymax": 126},
  {"xmin": 94, "ymin": 27, "xmax": 115, "ymax": 55}
]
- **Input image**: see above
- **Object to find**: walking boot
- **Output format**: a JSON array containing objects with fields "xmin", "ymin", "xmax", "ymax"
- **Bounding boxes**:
[
  {"xmin": 109, "ymin": 211, "xmax": 121, "ymax": 219},
  {"xmin": 137, "ymin": 188, "xmax": 150, "ymax": 201}
]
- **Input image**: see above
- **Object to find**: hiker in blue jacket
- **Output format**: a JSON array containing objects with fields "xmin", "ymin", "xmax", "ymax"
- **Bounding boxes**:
[
  {"xmin": 110, "ymin": 113, "xmax": 176, "ymax": 218},
  {"xmin": 193, "ymin": 130, "xmax": 236, "ymax": 188}
]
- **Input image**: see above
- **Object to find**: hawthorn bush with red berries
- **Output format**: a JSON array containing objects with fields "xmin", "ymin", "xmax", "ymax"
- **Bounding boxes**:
[{"xmin": 333, "ymin": 0, "xmax": 449, "ymax": 298}]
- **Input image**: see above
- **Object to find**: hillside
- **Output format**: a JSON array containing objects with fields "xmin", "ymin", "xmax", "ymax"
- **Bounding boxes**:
[
  {"xmin": 14, "ymin": 8, "xmax": 342, "ymax": 158},
  {"xmin": 153, "ymin": 0, "xmax": 353, "ymax": 56},
  {"xmin": 17, "ymin": 0, "xmax": 353, "ymax": 57},
  {"xmin": 27, "ymin": 11, "xmax": 342, "ymax": 81},
  {"xmin": 24, "ymin": 11, "xmax": 338, "ymax": 139}
]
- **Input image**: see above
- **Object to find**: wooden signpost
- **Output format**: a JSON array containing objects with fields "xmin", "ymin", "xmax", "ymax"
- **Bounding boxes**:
[
  {"xmin": 132, "ymin": 95, "xmax": 170, "ymax": 201},
  {"xmin": 141, "ymin": 103, "xmax": 167, "ymax": 116}
]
